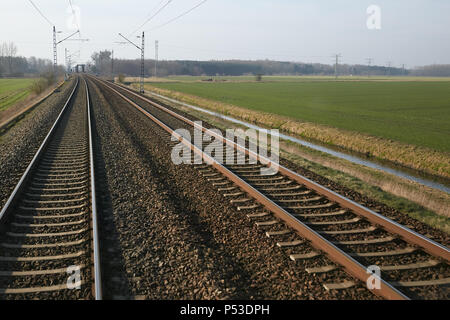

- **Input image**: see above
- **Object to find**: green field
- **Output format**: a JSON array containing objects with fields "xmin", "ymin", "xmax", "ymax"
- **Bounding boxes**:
[
  {"xmin": 0, "ymin": 78, "xmax": 34, "ymax": 112},
  {"xmin": 149, "ymin": 80, "xmax": 450, "ymax": 153}
]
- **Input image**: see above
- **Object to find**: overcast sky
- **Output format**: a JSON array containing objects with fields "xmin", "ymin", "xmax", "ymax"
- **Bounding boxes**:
[{"xmin": 1, "ymin": 0, "xmax": 449, "ymax": 68}]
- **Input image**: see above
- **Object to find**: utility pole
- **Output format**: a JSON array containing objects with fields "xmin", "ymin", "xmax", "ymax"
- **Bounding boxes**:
[
  {"xmin": 66, "ymin": 50, "xmax": 80, "ymax": 73},
  {"xmin": 53, "ymin": 26, "xmax": 57, "ymax": 72},
  {"xmin": 65, "ymin": 48, "xmax": 68, "ymax": 71},
  {"xmin": 366, "ymin": 58, "xmax": 373, "ymax": 78},
  {"xmin": 334, "ymin": 54, "xmax": 341, "ymax": 80},
  {"xmin": 64, "ymin": 48, "xmax": 68, "ymax": 80},
  {"xmin": 155, "ymin": 40, "xmax": 159, "ymax": 78},
  {"xmin": 140, "ymin": 32, "xmax": 145, "ymax": 93},
  {"xmin": 111, "ymin": 50, "xmax": 114, "ymax": 77},
  {"xmin": 402, "ymin": 64, "xmax": 406, "ymax": 76},
  {"xmin": 386, "ymin": 61, "xmax": 392, "ymax": 77},
  {"xmin": 52, "ymin": 28, "xmax": 82, "ymax": 74},
  {"xmin": 118, "ymin": 31, "xmax": 145, "ymax": 93}
]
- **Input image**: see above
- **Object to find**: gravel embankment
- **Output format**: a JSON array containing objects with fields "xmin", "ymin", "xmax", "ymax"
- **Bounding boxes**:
[
  {"xmin": 0, "ymin": 79, "xmax": 75, "ymax": 209},
  {"xmin": 89, "ymin": 79, "xmax": 377, "ymax": 300}
]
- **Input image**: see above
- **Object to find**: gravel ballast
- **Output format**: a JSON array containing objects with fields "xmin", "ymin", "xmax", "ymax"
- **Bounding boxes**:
[
  {"xmin": 94, "ymin": 80, "xmax": 449, "ymax": 300},
  {"xmin": 0, "ymin": 80, "xmax": 75, "ymax": 209},
  {"xmin": 88, "ymin": 78, "xmax": 378, "ymax": 300}
]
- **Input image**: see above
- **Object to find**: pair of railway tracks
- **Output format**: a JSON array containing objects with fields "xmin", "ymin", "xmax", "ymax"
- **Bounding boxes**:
[
  {"xmin": 90, "ymin": 76, "xmax": 449, "ymax": 300},
  {"xmin": 0, "ymin": 76, "xmax": 101, "ymax": 299},
  {"xmin": 0, "ymin": 73, "xmax": 448, "ymax": 300}
]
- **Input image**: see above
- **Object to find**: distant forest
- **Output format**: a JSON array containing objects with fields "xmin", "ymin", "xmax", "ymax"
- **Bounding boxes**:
[
  {"xmin": 89, "ymin": 50, "xmax": 450, "ymax": 78},
  {"xmin": 1, "ymin": 42, "xmax": 450, "ymax": 78},
  {"xmin": 90, "ymin": 50, "xmax": 408, "ymax": 77}
]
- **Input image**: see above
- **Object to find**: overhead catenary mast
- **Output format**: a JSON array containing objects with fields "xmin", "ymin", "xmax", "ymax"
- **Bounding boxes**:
[
  {"xmin": 52, "ymin": 28, "xmax": 84, "ymax": 73},
  {"xmin": 65, "ymin": 48, "xmax": 68, "ymax": 72},
  {"xmin": 334, "ymin": 54, "xmax": 342, "ymax": 80},
  {"xmin": 118, "ymin": 31, "xmax": 145, "ymax": 93},
  {"xmin": 111, "ymin": 50, "xmax": 114, "ymax": 77},
  {"xmin": 366, "ymin": 58, "xmax": 373, "ymax": 78},
  {"xmin": 140, "ymin": 32, "xmax": 145, "ymax": 93},
  {"xmin": 53, "ymin": 26, "xmax": 57, "ymax": 71},
  {"xmin": 28, "ymin": 1, "xmax": 88, "ymax": 74},
  {"xmin": 155, "ymin": 40, "xmax": 159, "ymax": 78}
]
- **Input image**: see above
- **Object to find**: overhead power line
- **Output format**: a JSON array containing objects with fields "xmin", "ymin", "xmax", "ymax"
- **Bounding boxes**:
[
  {"xmin": 334, "ymin": 54, "xmax": 342, "ymax": 79},
  {"xmin": 128, "ymin": 0, "xmax": 165, "ymax": 35},
  {"xmin": 27, "ymin": 0, "xmax": 54, "ymax": 26},
  {"xmin": 129, "ymin": 0, "xmax": 173, "ymax": 36},
  {"xmin": 149, "ymin": 0, "xmax": 208, "ymax": 31},
  {"xmin": 68, "ymin": 0, "xmax": 81, "ymax": 36},
  {"xmin": 150, "ymin": 0, "xmax": 167, "ymax": 16}
]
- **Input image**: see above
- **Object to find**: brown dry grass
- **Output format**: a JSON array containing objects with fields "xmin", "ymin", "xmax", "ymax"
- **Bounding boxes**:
[{"xmin": 280, "ymin": 143, "xmax": 450, "ymax": 218}]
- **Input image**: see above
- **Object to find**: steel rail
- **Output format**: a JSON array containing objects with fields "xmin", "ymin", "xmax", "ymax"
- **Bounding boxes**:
[
  {"xmin": 84, "ymin": 78, "xmax": 102, "ymax": 300},
  {"xmin": 0, "ymin": 76, "xmax": 102, "ymax": 299},
  {"xmin": 92, "ymin": 77, "xmax": 411, "ymax": 300},
  {"xmin": 95, "ymin": 77, "xmax": 450, "ymax": 262}
]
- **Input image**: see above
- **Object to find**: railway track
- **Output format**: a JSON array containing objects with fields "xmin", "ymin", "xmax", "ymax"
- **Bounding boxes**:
[
  {"xmin": 0, "ymin": 76, "xmax": 101, "ymax": 299},
  {"xmin": 90, "ymin": 75, "xmax": 449, "ymax": 300}
]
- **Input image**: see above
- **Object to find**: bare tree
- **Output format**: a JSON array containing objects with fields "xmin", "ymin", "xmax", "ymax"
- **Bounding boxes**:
[
  {"xmin": 0, "ymin": 42, "xmax": 7, "ymax": 75},
  {"xmin": 91, "ymin": 50, "xmax": 112, "ymax": 75},
  {"xmin": 7, "ymin": 42, "xmax": 18, "ymax": 74},
  {"xmin": 0, "ymin": 42, "xmax": 18, "ymax": 75}
]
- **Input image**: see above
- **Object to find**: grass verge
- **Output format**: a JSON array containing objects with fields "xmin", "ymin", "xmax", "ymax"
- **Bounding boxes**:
[{"xmin": 0, "ymin": 78, "xmax": 35, "ymax": 112}]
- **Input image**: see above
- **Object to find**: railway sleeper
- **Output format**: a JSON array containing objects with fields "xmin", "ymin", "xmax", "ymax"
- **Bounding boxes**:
[
  {"xmin": 11, "ymin": 219, "xmax": 86, "ymax": 228},
  {"xmin": 349, "ymin": 247, "xmax": 416, "ymax": 257},
  {"xmin": 305, "ymin": 217, "xmax": 361, "ymax": 226},
  {"xmin": 0, "ymin": 280, "xmax": 84, "ymax": 295},
  {"xmin": 1, "ymin": 238, "xmax": 88, "ymax": 249},
  {"xmin": 323, "ymin": 281, "xmax": 356, "ymax": 291},
  {"xmin": 306, "ymin": 265, "xmax": 338, "ymax": 274},
  {"xmin": 290, "ymin": 251, "xmax": 321, "ymax": 261},
  {"xmin": 392, "ymin": 278, "xmax": 450, "ymax": 288}
]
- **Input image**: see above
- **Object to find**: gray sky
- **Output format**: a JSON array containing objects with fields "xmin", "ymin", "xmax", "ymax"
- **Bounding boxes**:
[{"xmin": 1, "ymin": 0, "xmax": 449, "ymax": 68}]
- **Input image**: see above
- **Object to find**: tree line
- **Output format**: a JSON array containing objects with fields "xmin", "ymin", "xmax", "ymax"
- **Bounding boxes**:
[
  {"xmin": 90, "ymin": 50, "xmax": 413, "ymax": 77},
  {"xmin": 0, "ymin": 42, "xmax": 59, "ymax": 78},
  {"xmin": 410, "ymin": 65, "xmax": 450, "ymax": 77},
  {"xmin": 89, "ymin": 50, "xmax": 450, "ymax": 78},
  {"xmin": 2, "ymin": 44, "xmax": 450, "ymax": 78}
]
